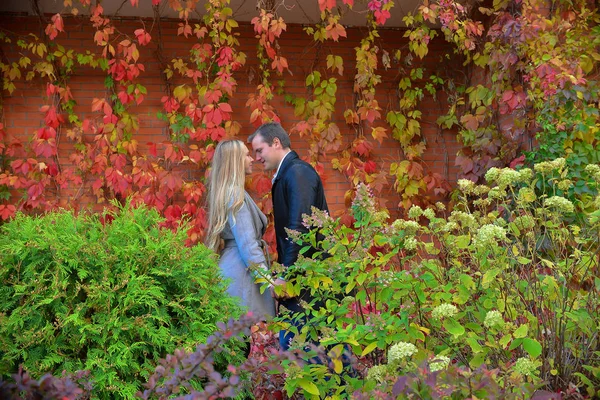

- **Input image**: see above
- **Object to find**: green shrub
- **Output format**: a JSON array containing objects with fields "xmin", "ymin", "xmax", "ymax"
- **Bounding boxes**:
[
  {"xmin": 275, "ymin": 160, "xmax": 600, "ymax": 398},
  {"xmin": 0, "ymin": 201, "xmax": 243, "ymax": 399}
]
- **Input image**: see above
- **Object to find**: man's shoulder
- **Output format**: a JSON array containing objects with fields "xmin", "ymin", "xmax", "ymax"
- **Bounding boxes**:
[{"xmin": 283, "ymin": 157, "xmax": 318, "ymax": 177}]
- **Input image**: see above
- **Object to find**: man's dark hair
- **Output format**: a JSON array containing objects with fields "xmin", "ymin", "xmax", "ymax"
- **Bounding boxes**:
[{"xmin": 248, "ymin": 122, "xmax": 291, "ymax": 149}]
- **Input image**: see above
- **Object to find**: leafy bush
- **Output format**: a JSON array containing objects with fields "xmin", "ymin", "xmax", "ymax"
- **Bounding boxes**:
[
  {"xmin": 274, "ymin": 159, "xmax": 600, "ymax": 398},
  {"xmin": 0, "ymin": 201, "xmax": 243, "ymax": 399},
  {"xmin": 0, "ymin": 367, "xmax": 91, "ymax": 400}
]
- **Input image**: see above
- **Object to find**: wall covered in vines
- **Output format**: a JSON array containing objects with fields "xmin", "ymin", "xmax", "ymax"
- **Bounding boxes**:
[{"xmin": 1, "ymin": 0, "xmax": 598, "ymax": 245}]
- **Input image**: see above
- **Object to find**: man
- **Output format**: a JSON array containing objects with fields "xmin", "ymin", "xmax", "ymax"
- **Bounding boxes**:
[{"xmin": 249, "ymin": 122, "xmax": 329, "ymax": 350}]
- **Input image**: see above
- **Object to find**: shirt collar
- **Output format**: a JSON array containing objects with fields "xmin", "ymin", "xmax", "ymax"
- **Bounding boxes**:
[{"xmin": 272, "ymin": 150, "xmax": 292, "ymax": 183}]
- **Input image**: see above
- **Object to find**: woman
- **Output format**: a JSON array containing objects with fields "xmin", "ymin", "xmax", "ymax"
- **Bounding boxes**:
[{"xmin": 205, "ymin": 140, "xmax": 275, "ymax": 318}]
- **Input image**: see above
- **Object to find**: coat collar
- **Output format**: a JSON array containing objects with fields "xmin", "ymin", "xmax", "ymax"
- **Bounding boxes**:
[{"xmin": 272, "ymin": 150, "xmax": 298, "ymax": 185}]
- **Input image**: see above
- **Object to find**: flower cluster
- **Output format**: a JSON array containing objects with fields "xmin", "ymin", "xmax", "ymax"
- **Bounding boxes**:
[
  {"xmin": 534, "ymin": 158, "xmax": 566, "ymax": 174},
  {"xmin": 449, "ymin": 211, "xmax": 477, "ymax": 229},
  {"xmin": 544, "ymin": 196, "xmax": 575, "ymax": 214},
  {"xmin": 457, "ymin": 178, "xmax": 476, "ymax": 194},
  {"xmin": 483, "ymin": 310, "xmax": 504, "ymax": 328},
  {"xmin": 408, "ymin": 205, "xmax": 423, "ymax": 219},
  {"xmin": 514, "ymin": 357, "xmax": 540, "ymax": 377},
  {"xmin": 518, "ymin": 187, "xmax": 537, "ymax": 203},
  {"xmin": 431, "ymin": 303, "xmax": 458, "ymax": 320},
  {"xmin": 513, "ymin": 215, "xmax": 535, "ymax": 230},
  {"xmin": 366, "ymin": 364, "xmax": 388, "ymax": 383},
  {"xmin": 404, "ymin": 237, "xmax": 418, "ymax": 251},
  {"xmin": 474, "ymin": 224, "xmax": 507, "ymax": 248},
  {"xmin": 585, "ymin": 164, "xmax": 600, "ymax": 182},
  {"xmin": 391, "ymin": 219, "xmax": 421, "ymax": 235},
  {"xmin": 429, "ymin": 355, "xmax": 451, "ymax": 372},
  {"xmin": 388, "ymin": 342, "xmax": 418, "ymax": 363}
]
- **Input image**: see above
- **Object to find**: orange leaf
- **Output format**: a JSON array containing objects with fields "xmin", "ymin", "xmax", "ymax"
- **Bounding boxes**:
[{"xmin": 371, "ymin": 126, "xmax": 388, "ymax": 144}]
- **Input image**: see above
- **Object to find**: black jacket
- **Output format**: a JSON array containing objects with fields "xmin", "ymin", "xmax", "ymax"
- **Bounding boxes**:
[{"xmin": 272, "ymin": 151, "xmax": 329, "ymax": 267}]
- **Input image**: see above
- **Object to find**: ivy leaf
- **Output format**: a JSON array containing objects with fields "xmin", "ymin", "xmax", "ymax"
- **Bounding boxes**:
[
  {"xmin": 318, "ymin": 0, "xmax": 336, "ymax": 12},
  {"xmin": 271, "ymin": 56, "xmax": 288, "ymax": 74},
  {"xmin": 371, "ymin": 126, "xmax": 388, "ymax": 144}
]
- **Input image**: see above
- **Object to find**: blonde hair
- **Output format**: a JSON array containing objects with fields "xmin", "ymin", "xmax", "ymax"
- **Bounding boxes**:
[{"xmin": 205, "ymin": 140, "xmax": 247, "ymax": 252}]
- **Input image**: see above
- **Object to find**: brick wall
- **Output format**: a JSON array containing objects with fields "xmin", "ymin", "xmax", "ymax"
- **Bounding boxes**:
[{"xmin": 0, "ymin": 15, "xmax": 463, "ymax": 216}]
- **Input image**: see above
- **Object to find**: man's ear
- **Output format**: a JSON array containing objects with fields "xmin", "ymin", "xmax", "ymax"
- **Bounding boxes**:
[{"xmin": 272, "ymin": 137, "xmax": 281, "ymax": 149}]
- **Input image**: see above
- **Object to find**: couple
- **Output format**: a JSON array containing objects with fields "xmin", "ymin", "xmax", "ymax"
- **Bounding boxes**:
[{"xmin": 205, "ymin": 122, "xmax": 328, "ymax": 350}]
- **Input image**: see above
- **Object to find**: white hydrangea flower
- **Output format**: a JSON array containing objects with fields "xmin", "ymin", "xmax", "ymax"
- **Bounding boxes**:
[
  {"xmin": 435, "ymin": 202, "xmax": 446, "ymax": 211},
  {"xmin": 497, "ymin": 169, "xmax": 522, "ymax": 188},
  {"xmin": 391, "ymin": 219, "xmax": 421, "ymax": 236},
  {"xmin": 429, "ymin": 355, "xmax": 451, "ymax": 372},
  {"xmin": 514, "ymin": 357, "xmax": 539, "ymax": 376},
  {"xmin": 449, "ymin": 211, "xmax": 477, "ymax": 228},
  {"xmin": 585, "ymin": 164, "xmax": 600, "ymax": 182},
  {"xmin": 388, "ymin": 342, "xmax": 418, "ymax": 364},
  {"xmin": 366, "ymin": 364, "xmax": 388, "ymax": 383},
  {"xmin": 404, "ymin": 237, "xmax": 418, "ymax": 251},
  {"xmin": 518, "ymin": 187, "xmax": 537, "ymax": 203},
  {"xmin": 544, "ymin": 196, "xmax": 574, "ymax": 214},
  {"xmin": 513, "ymin": 215, "xmax": 535, "ymax": 230},
  {"xmin": 557, "ymin": 179, "xmax": 573, "ymax": 191},
  {"xmin": 423, "ymin": 208, "xmax": 436, "ymax": 220},
  {"xmin": 483, "ymin": 310, "xmax": 504, "ymax": 328},
  {"xmin": 408, "ymin": 205, "xmax": 423, "ymax": 219},
  {"xmin": 474, "ymin": 224, "xmax": 507, "ymax": 247},
  {"xmin": 458, "ymin": 178, "xmax": 476, "ymax": 193},
  {"xmin": 432, "ymin": 303, "xmax": 458, "ymax": 320},
  {"xmin": 485, "ymin": 167, "xmax": 500, "ymax": 182},
  {"xmin": 518, "ymin": 168, "xmax": 533, "ymax": 182}
]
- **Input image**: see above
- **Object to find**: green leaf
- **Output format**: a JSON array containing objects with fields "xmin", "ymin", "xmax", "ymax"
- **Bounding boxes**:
[
  {"xmin": 444, "ymin": 318, "xmax": 465, "ymax": 337},
  {"xmin": 361, "ymin": 342, "xmax": 378, "ymax": 357},
  {"xmin": 513, "ymin": 324, "xmax": 528, "ymax": 338},
  {"xmin": 522, "ymin": 338, "xmax": 542, "ymax": 358},
  {"xmin": 298, "ymin": 379, "xmax": 320, "ymax": 396}
]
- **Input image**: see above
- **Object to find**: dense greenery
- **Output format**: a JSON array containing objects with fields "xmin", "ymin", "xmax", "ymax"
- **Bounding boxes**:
[
  {"xmin": 0, "ymin": 202, "xmax": 243, "ymax": 399},
  {"xmin": 270, "ymin": 159, "xmax": 600, "ymax": 398}
]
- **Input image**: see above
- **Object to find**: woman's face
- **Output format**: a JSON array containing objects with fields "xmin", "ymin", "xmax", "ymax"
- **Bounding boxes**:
[{"xmin": 243, "ymin": 146, "xmax": 254, "ymax": 175}]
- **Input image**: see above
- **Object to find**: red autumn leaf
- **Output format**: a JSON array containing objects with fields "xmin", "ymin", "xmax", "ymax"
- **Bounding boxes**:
[
  {"xmin": 134, "ymin": 28, "xmax": 151, "ymax": 46},
  {"xmin": 343, "ymin": 0, "xmax": 354, "ymax": 5},
  {"xmin": 374, "ymin": 9, "xmax": 391, "ymax": 25},
  {"xmin": 152, "ymin": 0, "xmax": 161, "ymax": 4},
  {"xmin": 326, "ymin": 23, "xmax": 347, "ymax": 41},
  {"xmin": 0, "ymin": 204, "xmax": 16, "ymax": 220},
  {"xmin": 271, "ymin": 56, "xmax": 288, "ymax": 74},
  {"xmin": 318, "ymin": 0, "xmax": 337, "ymax": 12},
  {"xmin": 91, "ymin": 98, "xmax": 105, "ymax": 112},
  {"xmin": 461, "ymin": 114, "xmax": 480, "ymax": 131},
  {"xmin": 130, "ymin": 0, "xmax": 139, "ymax": 6},
  {"xmin": 148, "ymin": 142, "xmax": 158, "ymax": 157},
  {"xmin": 352, "ymin": 138, "xmax": 373, "ymax": 157},
  {"xmin": 455, "ymin": 155, "xmax": 474, "ymax": 174},
  {"xmin": 163, "ymin": 173, "xmax": 182, "ymax": 192},
  {"xmin": 364, "ymin": 160, "xmax": 377, "ymax": 174}
]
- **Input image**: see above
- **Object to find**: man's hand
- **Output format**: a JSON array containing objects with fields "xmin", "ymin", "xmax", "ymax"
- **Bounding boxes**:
[{"xmin": 271, "ymin": 278, "xmax": 293, "ymax": 300}]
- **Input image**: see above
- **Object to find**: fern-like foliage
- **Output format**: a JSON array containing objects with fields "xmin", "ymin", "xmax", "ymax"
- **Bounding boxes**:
[{"xmin": 0, "ymin": 201, "xmax": 243, "ymax": 399}]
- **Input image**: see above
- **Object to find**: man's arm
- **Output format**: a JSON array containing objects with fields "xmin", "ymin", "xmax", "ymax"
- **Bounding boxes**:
[{"xmin": 280, "ymin": 163, "xmax": 320, "ymax": 267}]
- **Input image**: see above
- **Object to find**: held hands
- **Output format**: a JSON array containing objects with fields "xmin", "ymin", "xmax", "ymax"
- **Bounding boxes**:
[{"xmin": 271, "ymin": 278, "xmax": 294, "ymax": 300}]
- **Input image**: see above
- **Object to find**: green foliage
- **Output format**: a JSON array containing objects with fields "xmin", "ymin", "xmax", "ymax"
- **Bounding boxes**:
[
  {"xmin": 0, "ymin": 201, "xmax": 243, "ymax": 399},
  {"xmin": 277, "ymin": 159, "xmax": 600, "ymax": 398}
]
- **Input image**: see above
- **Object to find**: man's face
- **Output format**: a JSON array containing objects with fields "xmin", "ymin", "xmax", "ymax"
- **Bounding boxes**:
[{"xmin": 251, "ymin": 134, "xmax": 282, "ymax": 171}]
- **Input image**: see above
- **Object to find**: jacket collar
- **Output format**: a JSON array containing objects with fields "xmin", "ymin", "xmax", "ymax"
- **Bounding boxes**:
[{"xmin": 272, "ymin": 150, "xmax": 298, "ymax": 185}]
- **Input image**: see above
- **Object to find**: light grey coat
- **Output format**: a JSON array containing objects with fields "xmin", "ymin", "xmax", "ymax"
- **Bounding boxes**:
[{"xmin": 219, "ymin": 191, "xmax": 275, "ymax": 318}]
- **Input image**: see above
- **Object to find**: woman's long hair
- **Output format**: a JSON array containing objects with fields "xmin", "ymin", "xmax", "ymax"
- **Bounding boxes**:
[{"xmin": 205, "ymin": 140, "xmax": 247, "ymax": 252}]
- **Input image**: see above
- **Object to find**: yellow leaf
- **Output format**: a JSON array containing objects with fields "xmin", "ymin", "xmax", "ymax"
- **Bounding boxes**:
[
  {"xmin": 361, "ymin": 342, "xmax": 378, "ymax": 357},
  {"xmin": 298, "ymin": 379, "xmax": 320, "ymax": 396}
]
